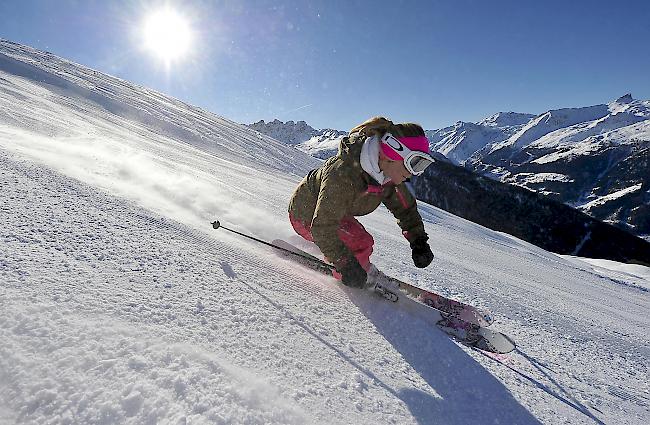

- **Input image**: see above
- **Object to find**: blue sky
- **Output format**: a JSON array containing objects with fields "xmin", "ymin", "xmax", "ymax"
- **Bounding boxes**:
[{"xmin": 1, "ymin": 0, "xmax": 649, "ymax": 130}]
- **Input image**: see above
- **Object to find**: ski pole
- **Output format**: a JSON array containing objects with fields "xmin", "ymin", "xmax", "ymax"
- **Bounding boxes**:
[{"xmin": 211, "ymin": 220, "xmax": 335, "ymax": 271}]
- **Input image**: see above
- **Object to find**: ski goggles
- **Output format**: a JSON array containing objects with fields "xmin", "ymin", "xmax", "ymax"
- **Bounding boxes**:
[{"xmin": 380, "ymin": 133, "xmax": 435, "ymax": 176}]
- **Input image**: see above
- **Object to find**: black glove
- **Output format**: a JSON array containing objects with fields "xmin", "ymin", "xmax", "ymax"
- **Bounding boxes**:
[
  {"xmin": 410, "ymin": 238, "xmax": 434, "ymax": 268},
  {"xmin": 335, "ymin": 256, "xmax": 367, "ymax": 288}
]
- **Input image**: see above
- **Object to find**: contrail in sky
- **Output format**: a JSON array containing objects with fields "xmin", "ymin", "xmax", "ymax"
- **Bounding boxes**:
[{"xmin": 282, "ymin": 104, "xmax": 313, "ymax": 114}]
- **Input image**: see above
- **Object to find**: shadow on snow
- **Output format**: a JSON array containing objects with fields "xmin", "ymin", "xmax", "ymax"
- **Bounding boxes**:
[
  {"xmin": 346, "ymin": 288, "xmax": 542, "ymax": 425},
  {"xmin": 224, "ymin": 258, "xmax": 540, "ymax": 425}
]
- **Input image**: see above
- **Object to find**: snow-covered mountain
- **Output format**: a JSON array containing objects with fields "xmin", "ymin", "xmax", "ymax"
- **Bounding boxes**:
[
  {"xmin": 426, "ymin": 112, "xmax": 535, "ymax": 164},
  {"xmin": 467, "ymin": 94, "xmax": 650, "ymax": 237},
  {"xmin": 486, "ymin": 94, "xmax": 647, "ymax": 154},
  {"xmin": 248, "ymin": 119, "xmax": 346, "ymax": 159},
  {"xmin": 2, "ymin": 39, "xmax": 650, "ymax": 425},
  {"xmin": 248, "ymin": 113, "xmax": 535, "ymax": 165}
]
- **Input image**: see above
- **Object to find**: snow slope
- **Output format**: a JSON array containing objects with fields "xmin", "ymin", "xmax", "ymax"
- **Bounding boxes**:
[{"xmin": 1, "ymin": 40, "xmax": 649, "ymax": 424}]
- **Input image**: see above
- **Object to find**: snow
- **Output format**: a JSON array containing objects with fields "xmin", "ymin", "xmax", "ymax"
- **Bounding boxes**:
[
  {"xmin": 2, "ymin": 39, "xmax": 650, "ymax": 424},
  {"xmin": 247, "ymin": 120, "xmax": 346, "ymax": 160},
  {"xmin": 296, "ymin": 133, "xmax": 344, "ymax": 159},
  {"xmin": 248, "ymin": 119, "xmax": 317, "ymax": 146},
  {"xmin": 560, "ymin": 256, "xmax": 650, "ymax": 291},
  {"xmin": 580, "ymin": 183, "xmax": 644, "ymax": 210},
  {"xmin": 528, "ymin": 98, "xmax": 650, "ymax": 151},
  {"xmin": 531, "ymin": 138, "xmax": 607, "ymax": 164},
  {"xmin": 478, "ymin": 112, "xmax": 536, "ymax": 129},
  {"xmin": 596, "ymin": 119, "xmax": 650, "ymax": 144},
  {"xmin": 431, "ymin": 122, "xmax": 497, "ymax": 164},
  {"xmin": 489, "ymin": 96, "xmax": 650, "ymax": 159},
  {"xmin": 491, "ymin": 104, "xmax": 611, "ymax": 153},
  {"xmin": 505, "ymin": 172, "xmax": 574, "ymax": 185},
  {"xmin": 427, "ymin": 113, "xmax": 534, "ymax": 165}
]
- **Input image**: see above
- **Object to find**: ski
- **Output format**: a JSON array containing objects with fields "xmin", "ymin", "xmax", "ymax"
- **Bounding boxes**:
[
  {"xmin": 436, "ymin": 315, "xmax": 516, "ymax": 354},
  {"xmin": 366, "ymin": 272, "xmax": 515, "ymax": 354},
  {"xmin": 368, "ymin": 270, "xmax": 494, "ymax": 327},
  {"xmin": 272, "ymin": 239, "xmax": 493, "ymax": 327},
  {"xmin": 271, "ymin": 239, "xmax": 516, "ymax": 354}
]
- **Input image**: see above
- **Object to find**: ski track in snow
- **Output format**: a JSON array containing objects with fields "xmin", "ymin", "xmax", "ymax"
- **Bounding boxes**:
[{"xmin": 1, "ymin": 40, "xmax": 649, "ymax": 424}]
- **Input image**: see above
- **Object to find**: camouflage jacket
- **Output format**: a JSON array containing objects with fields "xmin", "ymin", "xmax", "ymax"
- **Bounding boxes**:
[{"xmin": 288, "ymin": 132, "xmax": 428, "ymax": 262}]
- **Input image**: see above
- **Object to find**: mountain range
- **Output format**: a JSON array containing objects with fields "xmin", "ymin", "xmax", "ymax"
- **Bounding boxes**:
[
  {"xmin": 466, "ymin": 94, "xmax": 650, "ymax": 237},
  {"xmin": 248, "ymin": 96, "xmax": 650, "ymax": 242},
  {"xmin": 248, "ymin": 119, "xmax": 347, "ymax": 159}
]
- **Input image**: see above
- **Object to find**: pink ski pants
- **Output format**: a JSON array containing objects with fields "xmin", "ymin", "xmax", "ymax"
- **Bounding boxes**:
[{"xmin": 289, "ymin": 213, "xmax": 374, "ymax": 279}]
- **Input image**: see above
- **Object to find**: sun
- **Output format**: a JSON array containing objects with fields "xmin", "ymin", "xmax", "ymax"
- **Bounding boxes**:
[{"xmin": 142, "ymin": 7, "xmax": 193, "ymax": 64}]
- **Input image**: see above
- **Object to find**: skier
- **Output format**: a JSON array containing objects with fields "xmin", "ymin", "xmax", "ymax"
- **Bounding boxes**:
[{"xmin": 288, "ymin": 117, "xmax": 436, "ymax": 288}]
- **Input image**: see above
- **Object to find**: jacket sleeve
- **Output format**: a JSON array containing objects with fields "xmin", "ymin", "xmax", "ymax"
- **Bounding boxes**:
[
  {"xmin": 382, "ymin": 183, "xmax": 428, "ymax": 242},
  {"xmin": 310, "ymin": 172, "xmax": 356, "ymax": 263}
]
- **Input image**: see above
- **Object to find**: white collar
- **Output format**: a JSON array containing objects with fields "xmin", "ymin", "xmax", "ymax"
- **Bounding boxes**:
[{"xmin": 360, "ymin": 135, "xmax": 389, "ymax": 184}]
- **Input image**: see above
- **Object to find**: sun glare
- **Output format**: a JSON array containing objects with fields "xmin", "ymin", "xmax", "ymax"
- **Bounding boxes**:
[{"xmin": 143, "ymin": 8, "xmax": 193, "ymax": 64}]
